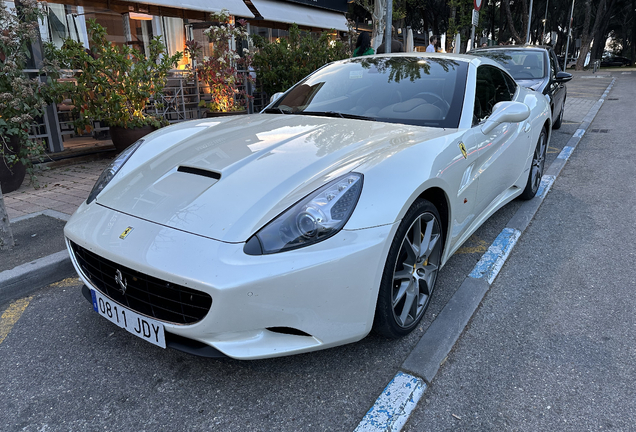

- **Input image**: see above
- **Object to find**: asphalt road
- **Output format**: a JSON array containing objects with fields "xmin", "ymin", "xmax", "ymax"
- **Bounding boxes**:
[{"xmin": 0, "ymin": 72, "xmax": 623, "ymax": 432}]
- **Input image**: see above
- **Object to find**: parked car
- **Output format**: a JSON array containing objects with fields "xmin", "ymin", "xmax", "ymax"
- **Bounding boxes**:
[
  {"xmin": 64, "ymin": 53, "xmax": 552, "ymax": 359},
  {"xmin": 601, "ymin": 55, "xmax": 633, "ymax": 67},
  {"xmin": 470, "ymin": 45, "xmax": 572, "ymax": 129}
]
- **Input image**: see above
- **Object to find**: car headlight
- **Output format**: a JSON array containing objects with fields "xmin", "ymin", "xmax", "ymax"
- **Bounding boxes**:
[
  {"xmin": 244, "ymin": 173, "xmax": 364, "ymax": 255},
  {"xmin": 86, "ymin": 140, "xmax": 144, "ymax": 204}
]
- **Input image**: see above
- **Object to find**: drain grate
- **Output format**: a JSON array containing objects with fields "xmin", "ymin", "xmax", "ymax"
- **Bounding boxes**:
[
  {"xmin": 607, "ymin": 98, "xmax": 619, "ymax": 100},
  {"xmin": 589, "ymin": 129, "xmax": 610, "ymax": 133}
]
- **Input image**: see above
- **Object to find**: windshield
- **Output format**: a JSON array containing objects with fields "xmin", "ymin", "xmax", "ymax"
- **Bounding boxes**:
[
  {"xmin": 268, "ymin": 57, "xmax": 468, "ymax": 128},
  {"xmin": 472, "ymin": 50, "xmax": 546, "ymax": 80}
]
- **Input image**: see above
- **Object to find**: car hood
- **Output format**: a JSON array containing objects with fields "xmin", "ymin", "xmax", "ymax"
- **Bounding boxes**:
[
  {"xmin": 515, "ymin": 78, "xmax": 546, "ymax": 92},
  {"xmin": 97, "ymin": 114, "xmax": 456, "ymax": 242}
]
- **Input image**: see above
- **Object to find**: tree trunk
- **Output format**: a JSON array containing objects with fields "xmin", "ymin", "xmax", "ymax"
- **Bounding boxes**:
[
  {"xmin": 630, "ymin": 0, "xmax": 636, "ymax": 63},
  {"xmin": 576, "ymin": 0, "xmax": 613, "ymax": 70},
  {"xmin": 499, "ymin": 0, "xmax": 504, "ymax": 42},
  {"xmin": 502, "ymin": 0, "xmax": 528, "ymax": 45},
  {"xmin": 0, "ymin": 187, "xmax": 14, "ymax": 250},
  {"xmin": 372, "ymin": 0, "xmax": 386, "ymax": 50}
]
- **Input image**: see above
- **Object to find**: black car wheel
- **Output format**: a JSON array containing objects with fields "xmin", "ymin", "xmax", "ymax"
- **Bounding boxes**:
[
  {"xmin": 520, "ymin": 127, "xmax": 547, "ymax": 200},
  {"xmin": 553, "ymin": 98, "xmax": 565, "ymax": 129},
  {"xmin": 373, "ymin": 199, "xmax": 443, "ymax": 338}
]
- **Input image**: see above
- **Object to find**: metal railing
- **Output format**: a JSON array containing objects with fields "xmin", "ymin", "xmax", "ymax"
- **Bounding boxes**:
[{"xmin": 26, "ymin": 69, "xmax": 271, "ymax": 153}]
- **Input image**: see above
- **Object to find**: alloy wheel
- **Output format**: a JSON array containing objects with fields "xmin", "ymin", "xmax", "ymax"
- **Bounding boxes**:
[
  {"xmin": 529, "ymin": 130, "xmax": 547, "ymax": 194},
  {"xmin": 391, "ymin": 212, "xmax": 442, "ymax": 328}
]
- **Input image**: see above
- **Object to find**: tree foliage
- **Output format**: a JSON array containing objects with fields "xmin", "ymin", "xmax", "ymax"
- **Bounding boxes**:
[{"xmin": 0, "ymin": 0, "xmax": 56, "ymax": 184}]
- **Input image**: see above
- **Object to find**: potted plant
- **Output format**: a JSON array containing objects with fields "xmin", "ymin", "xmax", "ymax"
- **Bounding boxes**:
[
  {"xmin": 194, "ymin": 9, "xmax": 254, "ymax": 115},
  {"xmin": 55, "ymin": 20, "xmax": 182, "ymax": 152},
  {"xmin": 0, "ymin": 0, "xmax": 55, "ymax": 193}
]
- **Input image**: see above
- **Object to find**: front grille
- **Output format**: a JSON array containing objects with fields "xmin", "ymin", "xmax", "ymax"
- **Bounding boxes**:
[{"xmin": 70, "ymin": 241, "xmax": 212, "ymax": 325}]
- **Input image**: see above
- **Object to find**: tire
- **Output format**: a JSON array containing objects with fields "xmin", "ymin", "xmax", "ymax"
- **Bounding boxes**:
[
  {"xmin": 373, "ymin": 199, "xmax": 443, "ymax": 338},
  {"xmin": 519, "ymin": 127, "xmax": 547, "ymax": 200},
  {"xmin": 553, "ymin": 98, "xmax": 565, "ymax": 129}
]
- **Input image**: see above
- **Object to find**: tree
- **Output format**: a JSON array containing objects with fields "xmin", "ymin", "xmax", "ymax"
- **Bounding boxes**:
[
  {"xmin": 502, "ymin": 0, "xmax": 529, "ymax": 44},
  {"xmin": 355, "ymin": 0, "xmax": 387, "ymax": 50},
  {"xmin": 575, "ymin": 0, "xmax": 617, "ymax": 70},
  {"xmin": 1, "ymin": 0, "xmax": 53, "ymax": 249},
  {"xmin": 448, "ymin": 0, "xmax": 475, "ymax": 52},
  {"xmin": 0, "ymin": 187, "xmax": 13, "ymax": 250}
]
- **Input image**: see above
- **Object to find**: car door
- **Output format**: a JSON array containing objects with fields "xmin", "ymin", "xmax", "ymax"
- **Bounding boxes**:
[
  {"xmin": 467, "ymin": 65, "xmax": 527, "ymax": 214},
  {"xmin": 547, "ymin": 49, "xmax": 566, "ymax": 118}
]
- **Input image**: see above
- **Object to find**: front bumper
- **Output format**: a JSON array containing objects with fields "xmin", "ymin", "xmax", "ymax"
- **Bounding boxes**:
[{"xmin": 65, "ymin": 202, "xmax": 397, "ymax": 359}]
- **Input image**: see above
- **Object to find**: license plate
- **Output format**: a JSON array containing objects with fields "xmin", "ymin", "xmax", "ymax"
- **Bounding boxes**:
[{"xmin": 90, "ymin": 289, "xmax": 166, "ymax": 349}]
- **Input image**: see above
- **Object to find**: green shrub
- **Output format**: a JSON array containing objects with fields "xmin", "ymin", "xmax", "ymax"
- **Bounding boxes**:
[
  {"xmin": 251, "ymin": 25, "xmax": 349, "ymax": 96},
  {"xmin": 53, "ymin": 20, "xmax": 182, "ymax": 130}
]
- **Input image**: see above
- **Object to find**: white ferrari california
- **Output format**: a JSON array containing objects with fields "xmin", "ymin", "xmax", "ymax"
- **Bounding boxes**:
[{"xmin": 64, "ymin": 53, "xmax": 551, "ymax": 359}]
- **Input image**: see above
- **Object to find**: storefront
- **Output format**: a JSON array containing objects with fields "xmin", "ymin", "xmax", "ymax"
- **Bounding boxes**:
[
  {"xmin": 38, "ymin": 0, "xmax": 348, "ymax": 55},
  {"xmin": 38, "ymin": 0, "xmax": 255, "ymax": 69},
  {"xmin": 247, "ymin": 0, "xmax": 348, "ymax": 41},
  {"xmin": 19, "ymin": 0, "xmax": 349, "ymax": 155}
]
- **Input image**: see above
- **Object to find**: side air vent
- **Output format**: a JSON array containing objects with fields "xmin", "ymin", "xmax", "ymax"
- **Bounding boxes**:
[
  {"xmin": 178, "ymin": 166, "xmax": 221, "ymax": 180},
  {"xmin": 267, "ymin": 327, "xmax": 312, "ymax": 337}
]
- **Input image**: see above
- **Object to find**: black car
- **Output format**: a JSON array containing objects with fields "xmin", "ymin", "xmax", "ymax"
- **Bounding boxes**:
[
  {"xmin": 601, "ymin": 55, "xmax": 633, "ymax": 67},
  {"xmin": 470, "ymin": 45, "xmax": 572, "ymax": 129}
]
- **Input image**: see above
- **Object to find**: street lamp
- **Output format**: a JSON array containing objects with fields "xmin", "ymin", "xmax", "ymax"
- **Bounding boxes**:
[
  {"xmin": 543, "ymin": 0, "xmax": 549, "ymax": 43},
  {"xmin": 526, "ymin": 0, "xmax": 534, "ymax": 44},
  {"xmin": 564, "ymin": 0, "xmax": 575, "ymax": 70},
  {"xmin": 542, "ymin": 19, "xmax": 546, "ymax": 44}
]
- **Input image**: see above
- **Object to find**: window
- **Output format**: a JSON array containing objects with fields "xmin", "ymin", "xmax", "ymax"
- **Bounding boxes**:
[
  {"xmin": 474, "ymin": 65, "xmax": 514, "ymax": 124},
  {"xmin": 271, "ymin": 57, "xmax": 468, "ymax": 128}
]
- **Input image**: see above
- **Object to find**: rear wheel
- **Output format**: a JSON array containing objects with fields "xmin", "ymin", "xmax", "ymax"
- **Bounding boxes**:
[
  {"xmin": 519, "ymin": 127, "xmax": 547, "ymax": 200},
  {"xmin": 553, "ymin": 99, "xmax": 565, "ymax": 129},
  {"xmin": 373, "ymin": 199, "xmax": 443, "ymax": 338}
]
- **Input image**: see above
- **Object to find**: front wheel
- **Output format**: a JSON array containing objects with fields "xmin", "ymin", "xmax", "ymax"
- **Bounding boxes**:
[
  {"xmin": 519, "ymin": 127, "xmax": 547, "ymax": 200},
  {"xmin": 553, "ymin": 98, "xmax": 565, "ymax": 129},
  {"xmin": 373, "ymin": 199, "xmax": 443, "ymax": 338}
]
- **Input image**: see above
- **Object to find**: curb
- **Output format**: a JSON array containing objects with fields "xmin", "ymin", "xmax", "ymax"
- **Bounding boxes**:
[
  {"xmin": 0, "ymin": 210, "xmax": 73, "ymax": 306},
  {"xmin": 355, "ymin": 78, "xmax": 616, "ymax": 431}
]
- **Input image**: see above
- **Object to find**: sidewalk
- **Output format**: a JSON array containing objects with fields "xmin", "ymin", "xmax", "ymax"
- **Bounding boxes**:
[
  {"xmin": 3, "ymin": 159, "xmax": 111, "ymax": 220},
  {"xmin": 1, "ymin": 157, "xmax": 112, "ymax": 305}
]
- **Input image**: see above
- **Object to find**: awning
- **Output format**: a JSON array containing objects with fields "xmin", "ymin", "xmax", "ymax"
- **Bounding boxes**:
[
  {"xmin": 125, "ymin": 0, "xmax": 255, "ymax": 18},
  {"xmin": 250, "ymin": 0, "xmax": 348, "ymax": 31}
]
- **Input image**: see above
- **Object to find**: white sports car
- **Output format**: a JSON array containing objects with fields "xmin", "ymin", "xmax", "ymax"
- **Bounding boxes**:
[{"xmin": 65, "ymin": 53, "xmax": 551, "ymax": 359}]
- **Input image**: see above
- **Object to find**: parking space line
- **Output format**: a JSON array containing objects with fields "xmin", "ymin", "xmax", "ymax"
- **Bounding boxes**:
[
  {"xmin": 354, "ymin": 372, "xmax": 426, "ymax": 432},
  {"xmin": 0, "ymin": 297, "xmax": 32, "ymax": 345},
  {"xmin": 355, "ymin": 77, "xmax": 617, "ymax": 432},
  {"xmin": 456, "ymin": 236, "xmax": 488, "ymax": 254},
  {"xmin": 547, "ymin": 146, "xmax": 561, "ymax": 154}
]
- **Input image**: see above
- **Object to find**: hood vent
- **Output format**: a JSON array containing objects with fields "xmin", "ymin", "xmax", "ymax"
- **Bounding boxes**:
[{"xmin": 178, "ymin": 166, "xmax": 221, "ymax": 180}]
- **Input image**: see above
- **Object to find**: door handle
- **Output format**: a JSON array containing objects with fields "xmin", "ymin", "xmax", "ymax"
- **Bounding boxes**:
[{"xmin": 523, "ymin": 122, "xmax": 531, "ymax": 133}]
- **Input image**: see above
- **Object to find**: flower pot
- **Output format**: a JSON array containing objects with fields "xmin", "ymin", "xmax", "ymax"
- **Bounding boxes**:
[
  {"xmin": 0, "ymin": 135, "xmax": 27, "ymax": 194},
  {"xmin": 204, "ymin": 110, "xmax": 248, "ymax": 118},
  {"xmin": 109, "ymin": 125, "xmax": 157, "ymax": 152}
]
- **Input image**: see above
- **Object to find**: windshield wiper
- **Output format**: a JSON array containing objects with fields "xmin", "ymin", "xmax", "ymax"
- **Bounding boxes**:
[
  {"xmin": 295, "ymin": 111, "xmax": 375, "ymax": 121},
  {"xmin": 263, "ymin": 107, "xmax": 290, "ymax": 114}
]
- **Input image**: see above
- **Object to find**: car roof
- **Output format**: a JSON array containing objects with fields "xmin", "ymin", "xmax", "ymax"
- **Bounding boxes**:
[
  {"xmin": 346, "ymin": 51, "xmax": 504, "ymax": 69},
  {"xmin": 361, "ymin": 52, "xmax": 475, "ymax": 63},
  {"xmin": 469, "ymin": 45, "xmax": 552, "ymax": 53}
]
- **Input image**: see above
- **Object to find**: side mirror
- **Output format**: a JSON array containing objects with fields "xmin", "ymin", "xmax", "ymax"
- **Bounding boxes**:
[
  {"xmin": 555, "ymin": 71, "xmax": 573, "ymax": 83},
  {"xmin": 481, "ymin": 101, "xmax": 530, "ymax": 135},
  {"xmin": 270, "ymin": 92, "xmax": 284, "ymax": 104}
]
